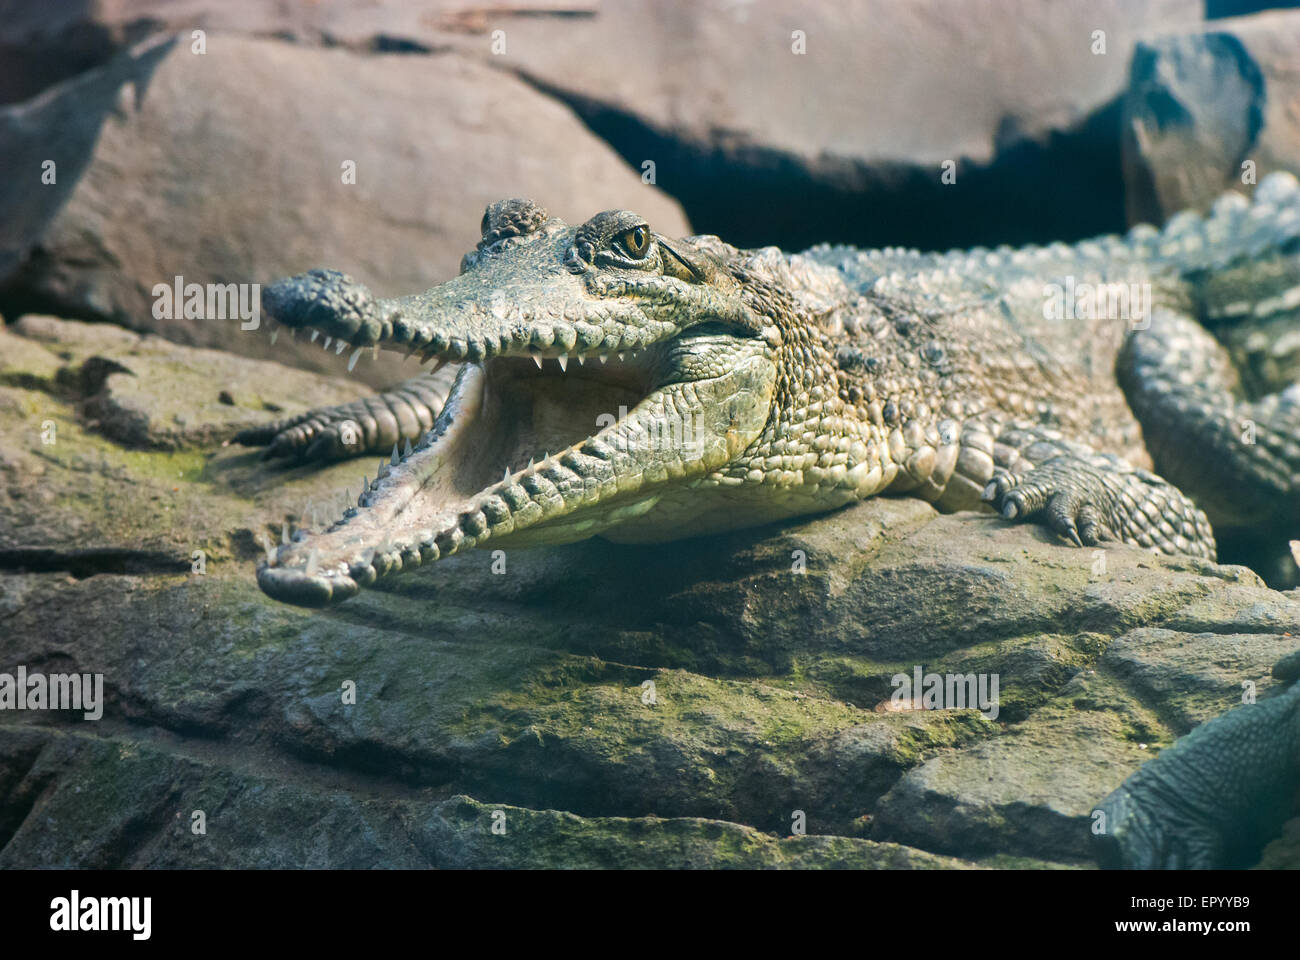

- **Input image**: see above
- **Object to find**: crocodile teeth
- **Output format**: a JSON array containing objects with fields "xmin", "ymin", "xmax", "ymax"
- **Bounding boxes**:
[
  {"xmin": 269, "ymin": 327, "xmax": 280, "ymax": 345},
  {"xmin": 618, "ymin": 353, "xmax": 625, "ymax": 362},
  {"xmin": 557, "ymin": 355, "xmax": 568, "ymax": 372},
  {"xmin": 390, "ymin": 443, "xmax": 400, "ymax": 466},
  {"xmin": 599, "ymin": 354, "xmax": 608, "ymax": 364},
  {"xmin": 533, "ymin": 355, "xmax": 544, "ymax": 370},
  {"xmin": 348, "ymin": 348, "xmax": 363, "ymax": 372},
  {"xmin": 281, "ymin": 520, "xmax": 290, "ymax": 545},
  {"xmin": 503, "ymin": 466, "xmax": 512, "ymax": 485},
  {"xmin": 310, "ymin": 329, "xmax": 320, "ymax": 343},
  {"xmin": 361, "ymin": 476, "xmax": 369, "ymax": 494},
  {"xmin": 261, "ymin": 533, "xmax": 276, "ymax": 564},
  {"xmin": 304, "ymin": 548, "xmax": 319, "ymax": 577},
  {"xmin": 403, "ymin": 438, "xmax": 413, "ymax": 458},
  {"xmin": 323, "ymin": 336, "xmax": 332, "ymax": 350},
  {"xmin": 576, "ymin": 355, "xmax": 585, "ymax": 366},
  {"xmin": 335, "ymin": 340, "xmax": 347, "ymax": 355}
]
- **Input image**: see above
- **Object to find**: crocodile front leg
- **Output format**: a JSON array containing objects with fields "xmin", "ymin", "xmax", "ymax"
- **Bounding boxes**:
[
  {"xmin": 1120, "ymin": 308, "xmax": 1300, "ymax": 542},
  {"xmin": 970, "ymin": 423, "xmax": 1216, "ymax": 558},
  {"xmin": 235, "ymin": 371, "xmax": 454, "ymax": 461}
]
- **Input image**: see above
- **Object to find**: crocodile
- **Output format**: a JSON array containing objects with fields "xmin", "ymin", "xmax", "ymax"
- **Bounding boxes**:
[
  {"xmin": 236, "ymin": 179, "xmax": 1300, "ymax": 867},
  {"xmin": 242, "ymin": 180, "xmax": 1300, "ymax": 602},
  {"xmin": 1093, "ymin": 650, "xmax": 1300, "ymax": 869}
]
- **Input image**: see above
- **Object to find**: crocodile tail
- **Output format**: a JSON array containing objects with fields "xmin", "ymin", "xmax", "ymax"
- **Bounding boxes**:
[{"xmin": 1140, "ymin": 172, "xmax": 1300, "ymax": 329}]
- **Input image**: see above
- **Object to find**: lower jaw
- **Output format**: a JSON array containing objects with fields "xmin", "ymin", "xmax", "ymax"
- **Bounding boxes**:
[{"xmin": 259, "ymin": 355, "xmax": 657, "ymax": 604}]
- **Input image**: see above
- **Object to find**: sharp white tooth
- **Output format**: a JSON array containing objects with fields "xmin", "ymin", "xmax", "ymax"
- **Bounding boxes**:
[
  {"xmin": 576, "ymin": 355, "xmax": 585, "ymax": 366},
  {"xmin": 428, "ymin": 357, "xmax": 447, "ymax": 376},
  {"xmin": 348, "ymin": 347, "xmax": 363, "ymax": 372},
  {"xmin": 403, "ymin": 438, "xmax": 413, "ymax": 458},
  {"xmin": 311, "ymin": 329, "xmax": 320, "ymax": 343},
  {"xmin": 390, "ymin": 443, "xmax": 400, "ymax": 466},
  {"xmin": 269, "ymin": 328, "xmax": 280, "ymax": 345},
  {"xmin": 345, "ymin": 489, "xmax": 352, "ymax": 509},
  {"xmin": 336, "ymin": 340, "xmax": 347, "ymax": 355},
  {"xmin": 305, "ymin": 548, "xmax": 319, "ymax": 577},
  {"xmin": 361, "ymin": 476, "xmax": 369, "ymax": 494},
  {"xmin": 599, "ymin": 354, "xmax": 608, "ymax": 364},
  {"xmin": 533, "ymin": 355, "xmax": 544, "ymax": 370},
  {"xmin": 618, "ymin": 352, "xmax": 625, "ymax": 362},
  {"xmin": 557, "ymin": 355, "xmax": 568, "ymax": 372},
  {"xmin": 372, "ymin": 344, "xmax": 380, "ymax": 362},
  {"xmin": 261, "ymin": 534, "xmax": 276, "ymax": 564},
  {"xmin": 526, "ymin": 458, "xmax": 535, "ymax": 474},
  {"xmin": 323, "ymin": 336, "xmax": 332, "ymax": 350},
  {"xmin": 503, "ymin": 466, "xmax": 511, "ymax": 485},
  {"xmin": 281, "ymin": 521, "xmax": 290, "ymax": 545},
  {"xmin": 378, "ymin": 459, "xmax": 389, "ymax": 479}
]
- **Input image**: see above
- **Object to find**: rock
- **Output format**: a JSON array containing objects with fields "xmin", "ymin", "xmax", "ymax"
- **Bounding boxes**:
[
  {"xmin": 2, "ymin": 316, "xmax": 1297, "ymax": 867},
  {"xmin": 0, "ymin": 32, "xmax": 690, "ymax": 387},
  {"xmin": 2, "ymin": 315, "xmax": 371, "ymax": 451},
  {"xmin": 0, "ymin": 727, "xmax": 974, "ymax": 869},
  {"xmin": 0, "ymin": 0, "xmax": 1201, "ymax": 253},
  {"xmin": 0, "ymin": 0, "xmax": 155, "ymax": 105},
  {"xmin": 1255, "ymin": 816, "xmax": 1300, "ymax": 869},
  {"xmin": 1122, "ymin": 10, "xmax": 1300, "ymax": 224}
]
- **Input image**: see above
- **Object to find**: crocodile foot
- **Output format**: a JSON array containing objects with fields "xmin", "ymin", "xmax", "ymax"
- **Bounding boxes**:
[
  {"xmin": 981, "ymin": 452, "xmax": 1216, "ymax": 558},
  {"xmin": 234, "ymin": 372, "xmax": 453, "ymax": 462}
]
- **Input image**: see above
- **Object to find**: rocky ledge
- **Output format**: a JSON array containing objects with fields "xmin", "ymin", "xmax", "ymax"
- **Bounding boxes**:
[{"xmin": 0, "ymin": 316, "xmax": 1296, "ymax": 868}]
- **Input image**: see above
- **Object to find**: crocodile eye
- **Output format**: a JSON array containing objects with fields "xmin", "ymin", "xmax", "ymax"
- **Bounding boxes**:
[{"xmin": 621, "ymin": 225, "xmax": 650, "ymax": 259}]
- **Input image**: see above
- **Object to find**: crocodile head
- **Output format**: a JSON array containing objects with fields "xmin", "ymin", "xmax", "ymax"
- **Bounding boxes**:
[{"xmin": 256, "ymin": 199, "xmax": 788, "ymax": 606}]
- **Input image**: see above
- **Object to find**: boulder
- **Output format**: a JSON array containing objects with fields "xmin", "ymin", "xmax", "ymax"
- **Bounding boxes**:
[
  {"xmin": 1122, "ymin": 10, "xmax": 1300, "ymax": 224},
  {"xmin": 1, "ymin": 315, "xmax": 1297, "ymax": 867},
  {"xmin": 0, "ymin": 0, "xmax": 1203, "ymax": 252},
  {"xmin": 0, "ymin": 32, "xmax": 690, "ymax": 388}
]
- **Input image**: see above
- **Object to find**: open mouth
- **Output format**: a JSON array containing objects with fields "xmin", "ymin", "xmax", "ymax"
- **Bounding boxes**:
[
  {"xmin": 250, "ymin": 244, "xmax": 776, "ymax": 608},
  {"xmin": 385, "ymin": 350, "xmax": 657, "ymax": 539},
  {"xmin": 257, "ymin": 333, "xmax": 663, "ymax": 607},
  {"xmin": 448, "ymin": 353, "xmax": 652, "ymax": 498}
]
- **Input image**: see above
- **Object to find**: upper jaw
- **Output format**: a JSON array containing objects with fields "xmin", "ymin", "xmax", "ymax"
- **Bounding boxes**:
[{"xmin": 260, "ymin": 221, "xmax": 762, "ymax": 374}]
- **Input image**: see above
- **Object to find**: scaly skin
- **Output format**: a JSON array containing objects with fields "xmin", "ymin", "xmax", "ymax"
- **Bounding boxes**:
[
  {"xmin": 244, "ymin": 180, "xmax": 1300, "ymax": 607},
  {"xmin": 1093, "ymin": 651, "xmax": 1300, "ymax": 869},
  {"xmin": 239, "ymin": 180, "xmax": 1300, "ymax": 869}
]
